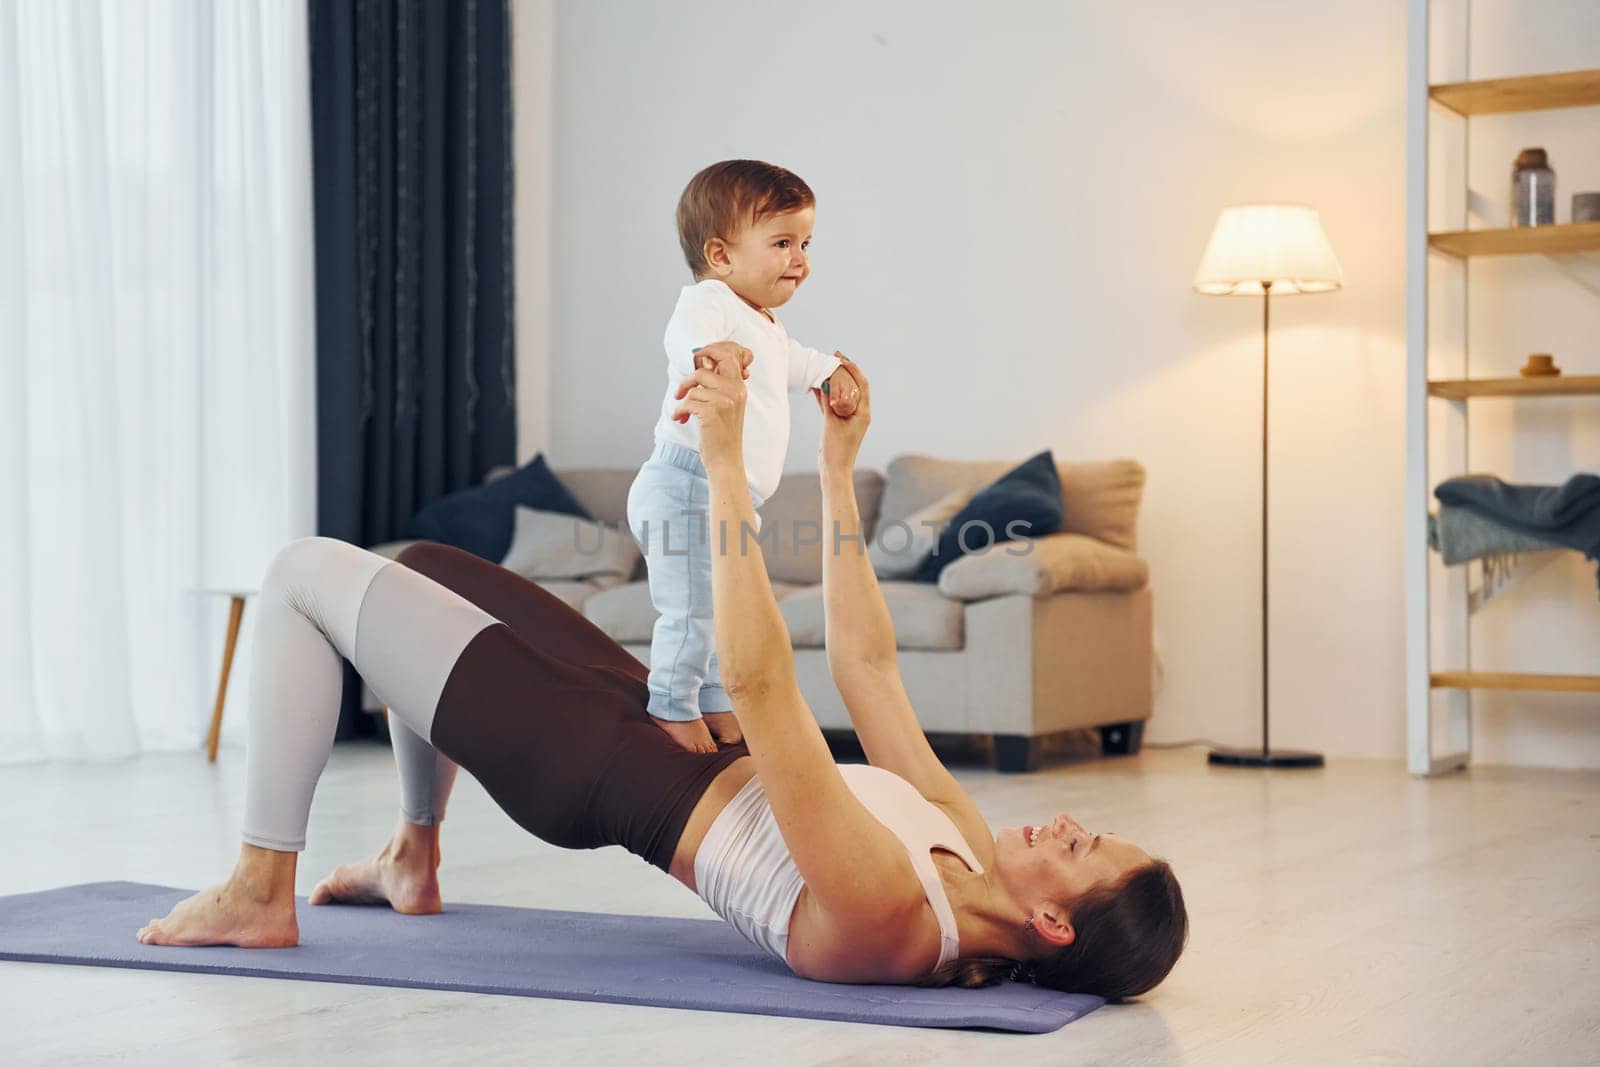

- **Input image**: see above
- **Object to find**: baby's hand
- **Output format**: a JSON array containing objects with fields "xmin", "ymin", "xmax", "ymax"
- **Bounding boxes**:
[
  {"xmin": 823, "ymin": 359, "xmax": 860, "ymax": 417},
  {"xmin": 693, "ymin": 342, "xmax": 753, "ymax": 379}
]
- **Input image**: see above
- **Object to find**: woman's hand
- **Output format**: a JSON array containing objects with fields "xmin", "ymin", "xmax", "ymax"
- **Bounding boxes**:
[
  {"xmin": 672, "ymin": 346, "xmax": 748, "ymax": 475},
  {"xmin": 672, "ymin": 343, "xmax": 752, "ymax": 426},
  {"xmin": 813, "ymin": 357, "xmax": 870, "ymax": 474}
]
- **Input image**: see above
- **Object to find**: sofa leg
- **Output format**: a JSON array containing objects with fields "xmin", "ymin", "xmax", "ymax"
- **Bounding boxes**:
[
  {"xmin": 993, "ymin": 734, "xmax": 1038, "ymax": 774},
  {"xmin": 1099, "ymin": 721, "xmax": 1145, "ymax": 757}
]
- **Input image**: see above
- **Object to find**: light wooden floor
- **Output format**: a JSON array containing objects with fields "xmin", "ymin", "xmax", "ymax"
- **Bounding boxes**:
[{"xmin": 4, "ymin": 743, "xmax": 1597, "ymax": 1066}]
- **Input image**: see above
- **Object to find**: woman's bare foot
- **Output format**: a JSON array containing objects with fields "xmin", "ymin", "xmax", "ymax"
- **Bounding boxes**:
[
  {"xmin": 309, "ymin": 820, "xmax": 443, "ymax": 915},
  {"xmin": 653, "ymin": 715, "xmax": 718, "ymax": 754},
  {"xmin": 136, "ymin": 845, "xmax": 299, "ymax": 948}
]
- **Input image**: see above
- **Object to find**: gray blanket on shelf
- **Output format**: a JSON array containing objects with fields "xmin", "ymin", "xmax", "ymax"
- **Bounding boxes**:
[
  {"xmin": 1428, "ymin": 507, "xmax": 1557, "ymax": 564},
  {"xmin": 1433, "ymin": 473, "xmax": 1600, "ymax": 593}
]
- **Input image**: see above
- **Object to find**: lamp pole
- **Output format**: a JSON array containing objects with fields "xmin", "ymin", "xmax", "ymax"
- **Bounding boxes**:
[
  {"xmin": 1261, "ymin": 280, "xmax": 1271, "ymax": 759},
  {"xmin": 1207, "ymin": 278, "xmax": 1323, "ymax": 769}
]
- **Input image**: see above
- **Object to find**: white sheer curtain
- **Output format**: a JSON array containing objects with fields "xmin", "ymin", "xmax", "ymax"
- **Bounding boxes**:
[{"xmin": 0, "ymin": 0, "xmax": 316, "ymax": 763}]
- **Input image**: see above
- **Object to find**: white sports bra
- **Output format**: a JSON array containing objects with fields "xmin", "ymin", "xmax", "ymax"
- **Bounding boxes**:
[{"xmin": 693, "ymin": 762, "xmax": 985, "ymax": 970}]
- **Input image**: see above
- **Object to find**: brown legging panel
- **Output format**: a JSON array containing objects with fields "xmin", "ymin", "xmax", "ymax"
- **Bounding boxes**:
[{"xmin": 396, "ymin": 542, "xmax": 751, "ymax": 872}]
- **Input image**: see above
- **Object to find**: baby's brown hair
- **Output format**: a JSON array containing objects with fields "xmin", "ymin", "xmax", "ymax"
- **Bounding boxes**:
[{"xmin": 676, "ymin": 160, "xmax": 814, "ymax": 278}]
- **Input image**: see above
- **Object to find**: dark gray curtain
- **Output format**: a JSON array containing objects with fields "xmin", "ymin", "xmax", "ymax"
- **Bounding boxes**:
[{"xmin": 310, "ymin": 0, "xmax": 516, "ymax": 738}]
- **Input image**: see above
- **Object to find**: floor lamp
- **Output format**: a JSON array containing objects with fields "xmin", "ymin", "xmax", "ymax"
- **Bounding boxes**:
[{"xmin": 1193, "ymin": 204, "xmax": 1343, "ymax": 768}]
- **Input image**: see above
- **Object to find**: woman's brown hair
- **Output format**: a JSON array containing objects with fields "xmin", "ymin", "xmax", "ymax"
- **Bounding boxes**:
[
  {"xmin": 920, "ymin": 860, "xmax": 1188, "ymax": 1000},
  {"xmin": 676, "ymin": 160, "xmax": 814, "ymax": 278}
]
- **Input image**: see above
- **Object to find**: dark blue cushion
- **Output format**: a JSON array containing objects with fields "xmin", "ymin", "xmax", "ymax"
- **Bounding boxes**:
[
  {"xmin": 404, "ymin": 454, "xmax": 592, "ymax": 562},
  {"xmin": 914, "ymin": 451, "xmax": 1065, "ymax": 583}
]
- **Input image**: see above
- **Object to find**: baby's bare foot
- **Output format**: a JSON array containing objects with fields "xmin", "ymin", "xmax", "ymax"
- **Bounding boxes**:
[
  {"xmin": 702, "ymin": 710, "xmax": 744, "ymax": 746},
  {"xmin": 136, "ymin": 880, "xmax": 298, "ymax": 948},
  {"xmin": 309, "ymin": 840, "xmax": 442, "ymax": 915},
  {"xmin": 653, "ymin": 715, "xmax": 717, "ymax": 754}
]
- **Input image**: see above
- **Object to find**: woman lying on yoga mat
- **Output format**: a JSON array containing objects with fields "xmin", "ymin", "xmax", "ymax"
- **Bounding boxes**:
[{"xmin": 137, "ymin": 349, "xmax": 1187, "ymax": 998}]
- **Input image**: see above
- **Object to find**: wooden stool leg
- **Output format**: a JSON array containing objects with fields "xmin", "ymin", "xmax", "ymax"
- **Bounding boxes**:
[{"xmin": 207, "ymin": 596, "xmax": 247, "ymax": 762}]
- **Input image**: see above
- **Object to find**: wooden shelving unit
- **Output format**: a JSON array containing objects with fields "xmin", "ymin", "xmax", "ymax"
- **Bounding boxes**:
[
  {"xmin": 1428, "ymin": 221, "xmax": 1600, "ymax": 258},
  {"xmin": 1429, "ymin": 67, "xmax": 1600, "ymax": 116},
  {"xmin": 1406, "ymin": 10, "xmax": 1600, "ymax": 777},
  {"xmin": 1427, "ymin": 375, "xmax": 1600, "ymax": 400},
  {"xmin": 1432, "ymin": 672, "xmax": 1600, "ymax": 694}
]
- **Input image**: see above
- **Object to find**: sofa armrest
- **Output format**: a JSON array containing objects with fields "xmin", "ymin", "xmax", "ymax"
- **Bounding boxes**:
[{"xmin": 935, "ymin": 533, "xmax": 1148, "ymax": 601}]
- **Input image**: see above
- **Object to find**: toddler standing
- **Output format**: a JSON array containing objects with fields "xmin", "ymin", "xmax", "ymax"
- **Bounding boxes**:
[{"xmin": 627, "ymin": 160, "xmax": 860, "ymax": 754}]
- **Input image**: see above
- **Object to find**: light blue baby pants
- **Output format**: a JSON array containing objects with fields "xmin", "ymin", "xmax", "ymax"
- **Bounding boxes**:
[{"xmin": 625, "ymin": 440, "xmax": 764, "ymax": 722}]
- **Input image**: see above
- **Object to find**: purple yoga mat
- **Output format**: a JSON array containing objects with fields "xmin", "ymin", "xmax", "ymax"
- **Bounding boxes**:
[{"xmin": 0, "ymin": 882, "xmax": 1102, "ymax": 1033}]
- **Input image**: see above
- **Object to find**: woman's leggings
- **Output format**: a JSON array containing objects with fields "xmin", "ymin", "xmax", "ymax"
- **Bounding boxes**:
[{"xmin": 241, "ymin": 537, "xmax": 749, "ymax": 871}]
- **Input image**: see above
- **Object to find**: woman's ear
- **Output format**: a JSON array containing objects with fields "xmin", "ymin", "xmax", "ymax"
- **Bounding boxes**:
[
  {"xmin": 702, "ymin": 237, "xmax": 733, "ymax": 278},
  {"xmin": 1031, "ymin": 905, "xmax": 1076, "ymax": 950}
]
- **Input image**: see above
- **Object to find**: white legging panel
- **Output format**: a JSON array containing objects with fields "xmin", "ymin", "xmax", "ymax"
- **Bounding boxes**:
[{"xmin": 241, "ymin": 537, "xmax": 497, "ymax": 851}]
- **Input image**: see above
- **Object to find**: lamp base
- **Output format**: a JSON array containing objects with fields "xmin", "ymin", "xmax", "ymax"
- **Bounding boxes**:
[{"xmin": 1207, "ymin": 746, "xmax": 1324, "ymax": 768}]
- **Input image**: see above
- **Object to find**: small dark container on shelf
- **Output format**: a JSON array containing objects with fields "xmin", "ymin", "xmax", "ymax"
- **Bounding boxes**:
[{"xmin": 1574, "ymin": 192, "xmax": 1600, "ymax": 224}]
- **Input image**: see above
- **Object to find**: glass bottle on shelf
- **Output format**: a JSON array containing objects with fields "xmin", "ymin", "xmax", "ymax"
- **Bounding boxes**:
[{"xmin": 1511, "ymin": 148, "xmax": 1555, "ymax": 227}]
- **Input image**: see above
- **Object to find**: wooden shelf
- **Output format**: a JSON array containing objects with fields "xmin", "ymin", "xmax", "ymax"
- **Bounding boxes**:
[
  {"xmin": 1406, "ymin": 31, "xmax": 1599, "ymax": 775},
  {"xmin": 1429, "ymin": 222, "xmax": 1600, "ymax": 258},
  {"xmin": 1428, "ymin": 375, "xmax": 1600, "ymax": 399},
  {"xmin": 1431, "ymin": 671, "xmax": 1600, "ymax": 694},
  {"xmin": 1429, "ymin": 68, "xmax": 1600, "ymax": 116}
]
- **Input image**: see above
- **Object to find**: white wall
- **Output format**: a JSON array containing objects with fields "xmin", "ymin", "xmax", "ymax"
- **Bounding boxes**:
[{"xmin": 518, "ymin": 0, "xmax": 1599, "ymax": 766}]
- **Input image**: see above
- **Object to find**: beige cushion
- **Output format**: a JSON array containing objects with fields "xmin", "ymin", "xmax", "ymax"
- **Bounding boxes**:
[
  {"xmin": 868, "ymin": 486, "xmax": 974, "ymax": 579},
  {"xmin": 1057, "ymin": 460, "xmax": 1145, "ymax": 550},
  {"xmin": 536, "ymin": 579, "xmax": 606, "ymax": 612},
  {"xmin": 777, "ymin": 581, "xmax": 964, "ymax": 651},
  {"xmin": 356, "ymin": 539, "xmax": 628, "ymax": 596},
  {"xmin": 500, "ymin": 506, "xmax": 641, "ymax": 583},
  {"xmin": 878, "ymin": 454, "xmax": 1146, "ymax": 551},
  {"xmin": 584, "ymin": 579, "xmax": 805, "ymax": 645},
  {"xmin": 756, "ymin": 469, "xmax": 887, "ymax": 586},
  {"xmin": 367, "ymin": 540, "xmax": 421, "ymax": 561},
  {"xmin": 582, "ymin": 582, "xmax": 655, "ymax": 643},
  {"xmin": 364, "ymin": 540, "xmax": 606, "ymax": 611},
  {"xmin": 551, "ymin": 466, "xmax": 637, "ymax": 527},
  {"xmin": 936, "ymin": 533, "xmax": 1149, "ymax": 601},
  {"xmin": 555, "ymin": 464, "xmax": 888, "ymax": 586}
]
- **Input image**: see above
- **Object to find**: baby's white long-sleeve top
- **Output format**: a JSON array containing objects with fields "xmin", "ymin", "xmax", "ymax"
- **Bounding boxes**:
[{"xmin": 652, "ymin": 278, "xmax": 842, "ymax": 502}]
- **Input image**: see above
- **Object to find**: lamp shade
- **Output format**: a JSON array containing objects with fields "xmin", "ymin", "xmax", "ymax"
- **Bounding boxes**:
[{"xmin": 1193, "ymin": 204, "xmax": 1343, "ymax": 296}]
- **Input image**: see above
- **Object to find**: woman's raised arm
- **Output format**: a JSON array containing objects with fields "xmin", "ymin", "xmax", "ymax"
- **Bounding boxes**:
[
  {"xmin": 672, "ymin": 355, "xmax": 923, "ymax": 954},
  {"xmin": 813, "ymin": 364, "xmax": 993, "ymax": 850}
]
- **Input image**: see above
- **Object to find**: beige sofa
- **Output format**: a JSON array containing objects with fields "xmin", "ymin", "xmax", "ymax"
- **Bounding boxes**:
[{"xmin": 371, "ymin": 454, "xmax": 1153, "ymax": 773}]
